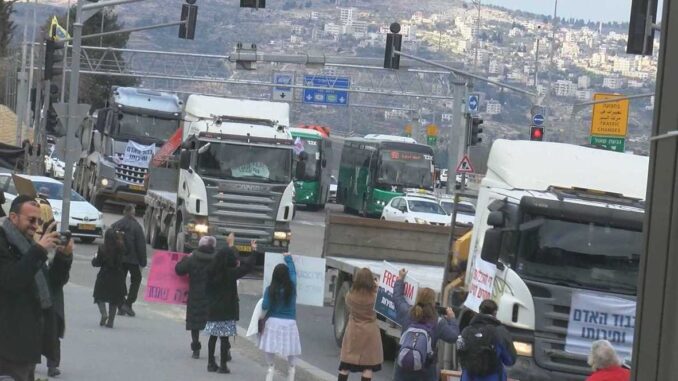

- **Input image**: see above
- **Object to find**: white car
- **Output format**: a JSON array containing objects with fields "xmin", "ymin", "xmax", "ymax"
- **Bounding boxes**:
[
  {"xmin": 381, "ymin": 195, "xmax": 451, "ymax": 226},
  {"xmin": 0, "ymin": 174, "xmax": 104, "ymax": 243},
  {"xmin": 440, "ymin": 199, "xmax": 476, "ymax": 225}
]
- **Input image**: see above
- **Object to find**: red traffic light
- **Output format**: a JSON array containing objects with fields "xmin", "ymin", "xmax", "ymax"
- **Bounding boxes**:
[{"xmin": 530, "ymin": 126, "xmax": 544, "ymax": 141}]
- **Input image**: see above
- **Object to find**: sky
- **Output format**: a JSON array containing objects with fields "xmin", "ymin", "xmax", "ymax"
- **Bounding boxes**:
[{"xmin": 482, "ymin": 0, "xmax": 633, "ymax": 23}]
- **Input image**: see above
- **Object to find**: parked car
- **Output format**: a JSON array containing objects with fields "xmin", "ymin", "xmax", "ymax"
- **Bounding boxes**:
[
  {"xmin": 0, "ymin": 174, "xmax": 104, "ymax": 243},
  {"xmin": 439, "ymin": 198, "xmax": 476, "ymax": 225},
  {"xmin": 381, "ymin": 193, "xmax": 451, "ymax": 226}
]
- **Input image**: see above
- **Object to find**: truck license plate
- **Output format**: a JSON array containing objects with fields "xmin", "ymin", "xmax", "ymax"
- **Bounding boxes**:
[
  {"xmin": 235, "ymin": 245, "xmax": 252, "ymax": 253},
  {"xmin": 79, "ymin": 224, "xmax": 96, "ymax": 231},
  {"xmin": 129, "ymin": 184, "xmax": 144, "ymax": 191}
]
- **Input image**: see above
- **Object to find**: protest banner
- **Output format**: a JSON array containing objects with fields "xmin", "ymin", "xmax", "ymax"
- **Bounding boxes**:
[
  {"xmin": 263, "ymin": 253, "xmax": 326, "ymax": 307},
  {"xmin": 122, "ymin": 140, "xmax": 156, "ymax": 168},
  {"xmin": 144, "ymin": 251, "xmax": 190, "ymax": 305},
  {"xmin": 374, "ymin": 261, "xmax": 419, "ymax": 325},
  {"xmin": 463, "ymin": 258, "xmax": 497, "ymax": 312},
  {"xmin": 565, "ymin": 291, "xmax": 636, "ymax": 359}
]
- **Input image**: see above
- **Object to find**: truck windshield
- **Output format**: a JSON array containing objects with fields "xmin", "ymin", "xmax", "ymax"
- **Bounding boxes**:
[
  {"xmin": 117, "ymin": 112, "xmax": 179, "ymax": 141},
  {"xmin": 294, "ymin": 138, "xmax": 321, "ymax": 180},
  {"xmin": 377, "ymin": 150, "xmax": 433, "ymax": 189},
  {"xmin": 197, "ymin": 142, "xmax": 292, "ymax": 184},
  {"xmin": 515, "ymin": 217, "xmax": 642, "ymax": 294}
]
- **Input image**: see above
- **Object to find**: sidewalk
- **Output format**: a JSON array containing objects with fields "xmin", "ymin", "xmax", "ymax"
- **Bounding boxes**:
[{"xmin": 42, "ymin": 283, "xmax": 279, "ymax": 381}]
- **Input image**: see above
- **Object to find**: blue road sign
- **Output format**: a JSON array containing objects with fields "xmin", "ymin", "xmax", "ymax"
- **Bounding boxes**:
[
  {"xmin": 272, "ymin": 72, "xmax": 294, "ymax": 101},
  {"xmin": 468, "ymin": 94, "xmax": 479, "ymax": 113},
  {"xmin": 303, "ymin": 75, "xmax": 350, "ymax": 106},
  {"xmin": 532, "ymin": 113, "xmax": 545, "ymax": 126}
]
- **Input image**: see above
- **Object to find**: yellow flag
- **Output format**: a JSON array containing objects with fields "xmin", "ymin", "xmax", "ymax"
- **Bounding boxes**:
[{"xmin": 49, "ymin": 16, "xmax": 71, "ymax": 41}]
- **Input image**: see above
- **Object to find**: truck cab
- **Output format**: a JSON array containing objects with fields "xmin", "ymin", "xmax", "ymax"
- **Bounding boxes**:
[
  {"xmin": 74, "ymin": 87, "xmax": 182, "ymax": 208},
  {"xmin": 175, "ymin": 95, "xmax": 295, "ymax": 254},
  {"xmin": 461, "ymin": 140, "xmax": 647, "ymax": 380}
]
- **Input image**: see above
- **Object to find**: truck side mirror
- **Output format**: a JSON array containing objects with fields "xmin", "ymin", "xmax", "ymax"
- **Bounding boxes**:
[
  {"xmin": 179, "ymin": 150, "xmax": 191, "ymax": 170},
  {"xmin": 487, "ymin": 211, "xmax": 504, "ymax": 227},
  {"xmin": 480, "ymin": 228, "xmax": 502, "ymax": 264}
]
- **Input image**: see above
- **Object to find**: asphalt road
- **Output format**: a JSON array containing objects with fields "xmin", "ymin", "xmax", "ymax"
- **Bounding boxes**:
[{"xmin": 64, "ymin": 203, "xmax": 397, "ymax": 381}]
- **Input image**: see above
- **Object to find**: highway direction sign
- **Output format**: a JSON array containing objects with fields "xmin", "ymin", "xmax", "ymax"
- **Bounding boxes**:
[
  {"xmin": 272, "ymin": 72, "xmax": 294, "ymax": 102},
  {"xmin": 303, "ymin": 75, "xmax": 350, "ymax": 106}
]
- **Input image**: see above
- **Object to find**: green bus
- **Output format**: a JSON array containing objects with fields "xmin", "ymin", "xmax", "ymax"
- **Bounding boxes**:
[
  {"xmin": 337, "ymin": 135, "xmax": 435, "ymax": 217},
  {"xmin": 290, "ymin": 127, "xmax": 332, "ymax": 210}
]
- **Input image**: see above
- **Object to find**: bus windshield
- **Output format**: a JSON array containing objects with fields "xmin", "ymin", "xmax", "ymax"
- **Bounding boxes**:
[
  {"xmin": 377, "ymin": 150, "xmax": 433, "ymax": 189},
  {"xmin": 294, "ymin": 138, "xmax": 321, "ymax": 180}
]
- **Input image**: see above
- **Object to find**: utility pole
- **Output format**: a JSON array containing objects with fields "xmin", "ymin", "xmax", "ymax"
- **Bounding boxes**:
[
  {"xmin": 632, "ymin": 0, "xmax": 678, "ymax": 379},
  {"xmin": 15, "ymin": 25, "xmax": 29, "ymax": 145},
  {"xmin": 472, "ymin": 0, "xmax": 481, "ymax": 71},
  {"xmin": 446, "ymin": 79, "xmax": 466, "ymax": 194}
]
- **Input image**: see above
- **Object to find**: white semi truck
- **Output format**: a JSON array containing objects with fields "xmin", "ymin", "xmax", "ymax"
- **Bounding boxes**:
[
  {"xmin": 325, "ymin": 139, "xmax": 647, "ymax": 380},
  {"xmin": 460, "ymin": 139, "xmax": 647, "ymax": 380},
  {"xmin": 143, "ymin": 95, "xmax": 295, "ymax": 256}
]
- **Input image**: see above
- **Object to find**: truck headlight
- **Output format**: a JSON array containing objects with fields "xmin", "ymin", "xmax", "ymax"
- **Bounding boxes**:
[
  {"xmin": 514, "ymin": 341, "xmax": 533, "ymax": 357},
  {"xmin": 274, "ymin": 231, "xmax": 291, "ymax": 241},
  {"xmin": 414, "ymin": 217, "xmax": 429, "ymax": 224},
  {"xmin": 194, "ymin": 224, "xmax": 209, "ymax": 234}
]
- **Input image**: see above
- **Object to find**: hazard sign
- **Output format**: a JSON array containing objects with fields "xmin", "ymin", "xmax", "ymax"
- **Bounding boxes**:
[{"xmin": 456, "ymin": 155, "xmax": 474, "ymax": 174}]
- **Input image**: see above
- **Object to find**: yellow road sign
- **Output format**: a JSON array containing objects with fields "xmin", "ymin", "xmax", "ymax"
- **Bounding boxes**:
[
  {"xmin": 426, "ymin": 123, "xmax": 439, "ymax": 136},
  {"xmin": 590, "ymin": 93, "xmax": 629, "ymax": 137},
  {"xmin": 404, "ymin": 124, "xmax": 413, "ymax": 135}
]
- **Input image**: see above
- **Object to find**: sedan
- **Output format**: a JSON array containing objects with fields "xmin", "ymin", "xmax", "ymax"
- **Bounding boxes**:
[
  {"xmin": 381, "ymin": 196, "xmax": 451, "ymax": 226},
  {"xmin": 440, "ymin": 199, "xmax": 476, "ymax": 225},
  {"xmin": 0, "ymin": 174, "xmax": 104, "ymax": 243}
]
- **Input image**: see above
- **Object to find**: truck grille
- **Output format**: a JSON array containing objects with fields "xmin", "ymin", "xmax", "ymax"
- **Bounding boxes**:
[
  {"xmin": 528, "ymin": 281, "xmax": 592, "ymax": 379},
  {"xmin": 115, "ymin": 164, "xmax": 148, "ymax": 185},
  {"xmin": 204, "ymin": 179, "xmax": 285, "ymax": 243}
]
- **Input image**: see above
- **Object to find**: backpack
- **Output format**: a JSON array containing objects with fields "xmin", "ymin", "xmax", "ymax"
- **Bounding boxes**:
[
  {"xmin": 397, "ymin": 323, "xmax": 434, "ymax": 372},
  {"xmin": 457, "ymin": 324, "xmax": 501, "ymax": 377}
]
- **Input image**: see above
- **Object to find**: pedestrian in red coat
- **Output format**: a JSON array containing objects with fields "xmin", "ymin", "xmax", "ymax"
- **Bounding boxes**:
[{"xmin": 586, "ymin": 340, "xmax": 630, "ymax": 381}]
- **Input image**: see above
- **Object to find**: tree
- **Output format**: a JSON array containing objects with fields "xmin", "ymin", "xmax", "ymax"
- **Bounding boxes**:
[
  {"xmin": 45, "ymin": 7, "xmax": 138, "ymax": 109},
  {"xmin": 0, "ymin": 0, "xmax": 17, "ymax": 57}
]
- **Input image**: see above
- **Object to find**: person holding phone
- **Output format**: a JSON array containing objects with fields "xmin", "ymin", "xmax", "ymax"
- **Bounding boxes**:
[{"xmin": 0, "ymin": 195, "xmax": 73, "ymax": 381}]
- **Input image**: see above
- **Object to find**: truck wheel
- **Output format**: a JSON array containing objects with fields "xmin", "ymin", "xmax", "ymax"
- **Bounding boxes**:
[{"xmin": 333, "ymin": 281, "xmax": 351, "ymax": 347}]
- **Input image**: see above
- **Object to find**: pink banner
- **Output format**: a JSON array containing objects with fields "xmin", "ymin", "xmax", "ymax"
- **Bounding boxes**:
[{"xmin": 144, "ymin": 251, "xmax": 190, "ymax": 305}]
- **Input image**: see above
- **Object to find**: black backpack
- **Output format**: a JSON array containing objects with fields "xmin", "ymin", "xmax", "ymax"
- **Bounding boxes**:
[{"xmin": 457, "ymin": 323, "xmax": 501, "ymax": 377}]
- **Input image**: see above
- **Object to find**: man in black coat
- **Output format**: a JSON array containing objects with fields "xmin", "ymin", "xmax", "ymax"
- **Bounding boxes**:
[
  {"xmin": 111, "ymin": 204, "xmax": 147, "ymax": 317},
  {"xmin": 0, "ymin": 195, "xmax": 72, "ymax": 381}
]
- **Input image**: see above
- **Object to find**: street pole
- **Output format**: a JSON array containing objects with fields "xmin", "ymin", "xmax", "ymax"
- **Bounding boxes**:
[
  {"xmin": 60, "ymin": 0, "xmax": 85, "ymax": 230},
  {"xmin": 632, "ymin": 0, "xmax": 678, "ymax": 379},
  {"xmin": 25, "ymin": 3, "xmax": 37, "ymax": 133},
  {"xmin": 60, "ymin": 0, "xmax": 71, "ymax": 103},
  {"xmin": 446, "ymin": 79, "xmax": 466, "ymax": 194},
  {"xmin": 15, "ymin": 26, "xmax": 29, "ymax": 145}
]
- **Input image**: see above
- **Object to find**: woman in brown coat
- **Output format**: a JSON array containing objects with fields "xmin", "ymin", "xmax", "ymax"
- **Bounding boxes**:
[{"xmin": 338, "ymin": 267, "xmax": 384, "ymax": 381}]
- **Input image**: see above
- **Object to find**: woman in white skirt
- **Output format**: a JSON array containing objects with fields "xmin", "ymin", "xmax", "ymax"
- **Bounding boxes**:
[{"xmin": 260, "ymin": 253, "xmax": 300, "ymax": 381}]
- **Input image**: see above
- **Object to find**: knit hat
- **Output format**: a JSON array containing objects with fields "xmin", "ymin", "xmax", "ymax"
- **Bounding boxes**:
[{"xmin": 198, "ymin": 235, "xmax": 216, "ymax": 249}]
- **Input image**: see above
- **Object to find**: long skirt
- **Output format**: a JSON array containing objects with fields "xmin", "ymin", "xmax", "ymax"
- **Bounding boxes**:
[{"xmin": 258, "ymin": 317, "xmax": 302, "ymax": 357}]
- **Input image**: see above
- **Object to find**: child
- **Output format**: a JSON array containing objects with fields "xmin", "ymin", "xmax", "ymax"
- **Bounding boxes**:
[
  {"xmin": 204, "ymin": 233, "xmax": 257, "ymax": 373},
  {"xmin": 92, "ymin": 229, "xmax": 126, "ymax": 328},
  {"xmin": 260, "ymin": 253, "xmax": 301, "ymax": 381}
]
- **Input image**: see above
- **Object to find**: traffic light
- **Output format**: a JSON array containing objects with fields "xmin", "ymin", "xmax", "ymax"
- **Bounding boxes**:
[
  {"xmin": 240, "ymin": 0, "xmax": 266, "ymax": 8},
  {"xmin": 470, "ymin": 117, "xmax": 484, "ymax": 146},
  {"xmin": 530, "ymin": 126, "xmax": 544, "ymax": 141},
  {"xmin": 179, "ymin": 2, "xmax": 199, "ymax": 40},
  {"xmin": 46, "ymin": 84, "xmax": 64, "ymax": 137},
  {"xmin": 384, "ymin": 23, "xmax": 402, "ymax": 69},
  {"xmin": 44, "ymin": 39, "xmax": 65, "ymax": 80},
  {"xmin": 627, "ymin": 0, "xmax": 658, "ymax": 55}
]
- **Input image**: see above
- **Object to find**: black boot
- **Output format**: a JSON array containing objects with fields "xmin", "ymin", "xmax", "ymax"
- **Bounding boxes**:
[
  {"xmin": 191, "ymin": 341, "xmax": 201, "ymax": 359},
  {"xmin": 218, "ymin": 339, "xmax": 231, "ymax": 373},
  {"xmin": 207, "ymin": 356, "xmax": 218, "ymax": 372}
]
